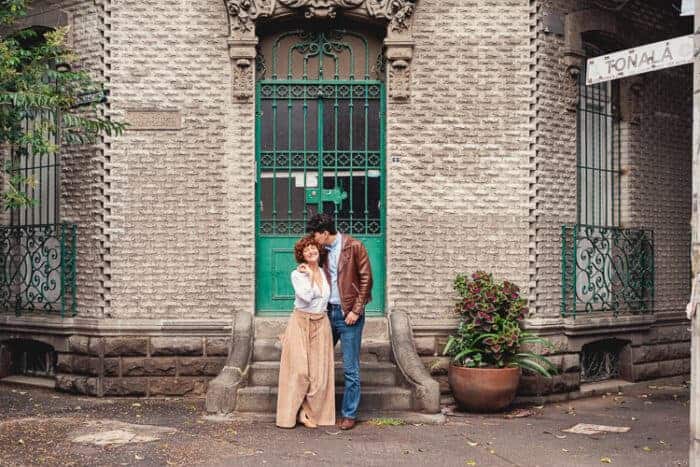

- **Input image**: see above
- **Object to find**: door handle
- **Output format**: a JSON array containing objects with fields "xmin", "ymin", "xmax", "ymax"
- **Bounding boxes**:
[{"xmin": 305, "ymin": 187, "xmax": 348, "ymax": 205}]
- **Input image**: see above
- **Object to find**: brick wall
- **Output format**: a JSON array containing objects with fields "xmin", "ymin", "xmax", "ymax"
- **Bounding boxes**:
[
  {"xmin": 104, "ymin": 0, "xmax": 254, "ymax": 319},
  {"xmin": 386, "ymin": 0, "xmax": 533, "ymax": 320}
]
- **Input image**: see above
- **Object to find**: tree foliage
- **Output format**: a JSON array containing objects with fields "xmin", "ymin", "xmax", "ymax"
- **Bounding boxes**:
[{"xmin": 0, "ymin": 0, "xmax": 124, "ymax": 210}]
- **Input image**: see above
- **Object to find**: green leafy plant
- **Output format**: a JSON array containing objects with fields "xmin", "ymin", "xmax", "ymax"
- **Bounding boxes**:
[
  {"xmin": 443, "ymin": 271, "xmax": 557, "ymax": 377},
  {"xmin": 1, "ymin": 0, "xmax": 125, "ymax": 210}
]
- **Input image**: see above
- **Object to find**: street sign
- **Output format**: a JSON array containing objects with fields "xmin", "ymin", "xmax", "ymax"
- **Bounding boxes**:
[
  {"xmin": 70, "ymin": 89, "xmax": 107, "ymax": 108},
  {"xmin": 586, "ymin": 35, "xmax": 693, "ymax": 85}
]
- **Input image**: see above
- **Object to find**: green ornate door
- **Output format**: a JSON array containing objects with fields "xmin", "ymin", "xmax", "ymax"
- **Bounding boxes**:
[{"xmin": 255, "ymin": 29, "xmax": 385, "ymax": 316}]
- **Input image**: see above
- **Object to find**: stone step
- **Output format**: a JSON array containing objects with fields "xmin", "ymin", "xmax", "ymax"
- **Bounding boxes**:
[
  {"xmin": 252, "ymin": 338, "xmax": 393, "ymax": 363},
  {"xmin": 249, "ymin": 361, "xmax": 400, "ymax": 387},
  {"xmin": 254, "ymin": 316, "xmax": 389, "ymax": 340},
  {"xmin": 236, "ymin": 385, "xmax": 413, "ymax": 413}
]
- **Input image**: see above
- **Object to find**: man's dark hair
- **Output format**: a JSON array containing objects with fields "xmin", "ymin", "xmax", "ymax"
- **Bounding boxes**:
[{"xmin": 306, "ymin": 213, "xmax": 337, "ymax": 235}]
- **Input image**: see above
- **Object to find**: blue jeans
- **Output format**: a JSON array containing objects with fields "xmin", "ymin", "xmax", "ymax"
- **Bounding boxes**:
[{"xmin": 328, "ymin": 303, "xmax": 365, "ymax": 420}]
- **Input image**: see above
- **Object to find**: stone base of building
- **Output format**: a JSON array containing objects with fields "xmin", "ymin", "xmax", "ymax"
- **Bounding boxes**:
[
  {"xmin": 0, "ymin": 315, "xmax": 232, "ymax": 397},
  {"xmin": 1, "ymin": 311, "xmax": 691, "ymax": 400}
]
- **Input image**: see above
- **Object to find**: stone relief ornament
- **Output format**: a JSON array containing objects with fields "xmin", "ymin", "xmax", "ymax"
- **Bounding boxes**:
[
  {"xmin": 386, "ymin": 0, "xmax": 415, "ymax": 32},
  {"xmin": 225, "ymin": 0, "xmax": 257, "ymax": 32},
  {"xmin": 278, "ymin": 0, "xmax": 364, "ymax": 18},
  {"xmin": 233, "ymin": 65, "xmax": 255, "ymax": 99},
  {"xmin": 225, "ymin": 0, "xmax": 417, "ymax": 28},
  {"xmin": 388, "ymin": 61, "xmax": 410, "ymax": 100}
]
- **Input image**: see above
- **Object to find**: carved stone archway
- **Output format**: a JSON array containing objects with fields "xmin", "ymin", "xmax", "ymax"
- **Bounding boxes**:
[{"xmin": 224, "ymin": 0, "xmax": 417, "ymax": 101}]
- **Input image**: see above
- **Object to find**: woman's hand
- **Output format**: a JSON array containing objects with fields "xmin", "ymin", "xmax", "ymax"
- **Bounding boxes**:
[{"xmin": 298, "ymin": 263, "xmax": 310, "ymax": 275}]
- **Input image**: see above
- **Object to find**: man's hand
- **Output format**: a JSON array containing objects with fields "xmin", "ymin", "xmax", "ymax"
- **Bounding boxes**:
[{"xmin": 344, "ymin": 311, "xmax": 360, "ymax": 326}]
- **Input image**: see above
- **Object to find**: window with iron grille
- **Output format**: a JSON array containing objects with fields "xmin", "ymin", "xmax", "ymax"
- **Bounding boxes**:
[
  {"xmin": 0, "ymin": 27, "xmax": 76, "ymax": 317},
  {"xmin": 561, "ymin": 46, "xmax": 654, "ymax": 317},
  {"xmin": 8, "ymin": 109, "xmax": 60, "ymax": 226},
  {"xmin": 577, "ymin": 61, "xmax": 620, "ymax": 227}
]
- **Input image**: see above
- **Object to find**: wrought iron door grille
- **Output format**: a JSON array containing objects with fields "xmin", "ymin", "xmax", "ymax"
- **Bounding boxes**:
[
  {"xmin": 256, "ymin": 30, "xmax": 384, "ymax": 237},
  {"xmin": 0, "ymin": 224, "xmax": 77, "ymax": 317},
  {"xmin": 255, "ymin": 28, "xmax": 385, "ymax": 314},
  {"xmin": 561, "ymin": 224, "xmax": 654, "ymax": 317}
]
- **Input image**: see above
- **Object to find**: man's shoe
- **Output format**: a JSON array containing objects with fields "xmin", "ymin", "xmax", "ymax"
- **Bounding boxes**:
[{"xmin": 339, "ymin": 418, "xmax": 356, "ymax": 430}]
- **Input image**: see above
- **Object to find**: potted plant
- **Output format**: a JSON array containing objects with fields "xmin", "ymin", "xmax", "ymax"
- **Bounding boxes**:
[{"xmin": 443, "ymin": 271, "xmax": 556, "ymax": 412}]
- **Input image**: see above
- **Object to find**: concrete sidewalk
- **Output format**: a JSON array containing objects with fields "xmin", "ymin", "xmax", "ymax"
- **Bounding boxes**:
[{"xmin": 0, "ymin": 379, "xmax": 690, "ymax": 466}]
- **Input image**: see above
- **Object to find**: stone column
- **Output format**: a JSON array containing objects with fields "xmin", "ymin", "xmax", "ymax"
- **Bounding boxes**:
[{"xmin": 690, "ymin": 2, "xmax": 700, "ymax": 465}]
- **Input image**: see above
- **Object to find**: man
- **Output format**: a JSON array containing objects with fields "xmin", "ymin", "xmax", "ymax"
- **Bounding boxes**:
[{"xmin": 306, "ymin": 213, "xmax": 373, "ymax": 430}]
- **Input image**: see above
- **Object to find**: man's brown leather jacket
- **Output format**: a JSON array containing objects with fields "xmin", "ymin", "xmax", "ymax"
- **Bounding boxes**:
[{"xmin": 323, "ymin": 234, "xmax": 373, "ymax": 316}]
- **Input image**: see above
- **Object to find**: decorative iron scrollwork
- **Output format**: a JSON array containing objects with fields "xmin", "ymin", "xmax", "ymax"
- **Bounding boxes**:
[
  {"xmin": 0, "ymin": 224, "xmax": 77, "ymax": 317},
  {"xmin": 561, "ymin": 224, "xmax": 654, "ymax": 317}
]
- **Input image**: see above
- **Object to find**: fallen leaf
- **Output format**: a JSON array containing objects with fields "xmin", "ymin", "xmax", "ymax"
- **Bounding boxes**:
[
  {"xmin": 659, "ymin": 440, "xmax": 666, "ymax": 445},
  {"xmin": 642, "ymin": 446, "xmax": 652, "ymax": 452},
  {"xmin": 488, "ymin": 449, "xmax": 496, "ymax": 454},
  {"xmin": 132, "ymin": 403, "xmax": 141, "ymax": 407},
  {"xmin": 600, "ymin": 457, "xmax": 612, "ymax": 464},
  {"xmin": 562, "ymin": 448, "xmax": 569, "ymax": 453},
  {"xmin": 467, "ymin": 441, "xmax": 478, "ymax": 447},
  {"xmin": 135, "ymin": 454, "xmax": 144, "ymax": 460},
  {"xmin": 325, "ymin": 430, "xmax": 341, "ymax": 436},
  {"xmin": 465, "ymin": 461, "xmax": 476, "ymax": 466},
  {"xmin": 18, "ymin": 439, "xmax": 24, "ymax": 445}
]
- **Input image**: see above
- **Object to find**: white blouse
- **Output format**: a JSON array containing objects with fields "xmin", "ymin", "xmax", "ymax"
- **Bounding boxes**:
[{"xmin": 291, "ymin": 269, "xmax": 330, "ymax": 313}]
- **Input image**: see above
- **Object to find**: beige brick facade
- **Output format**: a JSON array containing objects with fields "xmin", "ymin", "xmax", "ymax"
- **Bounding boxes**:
[
  {"xmin": 386, "ymin": 0, "xmax": 532, "ymax": 319},
  {"xmin": 0, "ymin": 0, "xmax": 693, "ymax": 397}
]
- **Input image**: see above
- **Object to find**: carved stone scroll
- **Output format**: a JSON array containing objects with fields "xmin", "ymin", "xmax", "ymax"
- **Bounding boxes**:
[
  {"xmin": 229, "ymin": 38, "xmax": 258, "ymax": 100},
  {"xmin": 385, "ymin": 40, "xmax": 414, "ymax": 101}
]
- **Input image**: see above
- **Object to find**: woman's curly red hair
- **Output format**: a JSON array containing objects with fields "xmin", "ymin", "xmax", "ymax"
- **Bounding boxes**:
[{"xmin": 294, "ymin": 235, "xmax": 326, "ymax": 266}]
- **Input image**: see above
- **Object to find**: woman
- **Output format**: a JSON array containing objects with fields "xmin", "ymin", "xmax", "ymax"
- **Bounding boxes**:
[{"xmin": 276, "ymin": 235, "xmax": 335, "ymax": 428}]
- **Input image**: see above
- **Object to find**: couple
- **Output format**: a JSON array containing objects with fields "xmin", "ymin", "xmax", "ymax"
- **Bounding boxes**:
[{"xmin": 276, "ymin": 213, "xmax": 373, "ymax": 431}]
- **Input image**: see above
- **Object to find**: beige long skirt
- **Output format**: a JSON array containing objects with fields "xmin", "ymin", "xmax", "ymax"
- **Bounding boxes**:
[{"xmin": 276, "ymin": 309, "xmax": 335, "ymax": 428}]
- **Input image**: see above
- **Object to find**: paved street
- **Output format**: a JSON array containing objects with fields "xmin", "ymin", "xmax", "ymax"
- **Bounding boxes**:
[{"xmin": 0, "ymin": 380, "xmax": 691, "ymax": 466}]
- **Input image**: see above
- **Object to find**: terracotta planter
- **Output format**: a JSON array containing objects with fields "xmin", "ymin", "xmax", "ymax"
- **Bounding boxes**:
[{"xmin": 448, "ymin": 364, "xmax": 521, "ymax": 412}]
